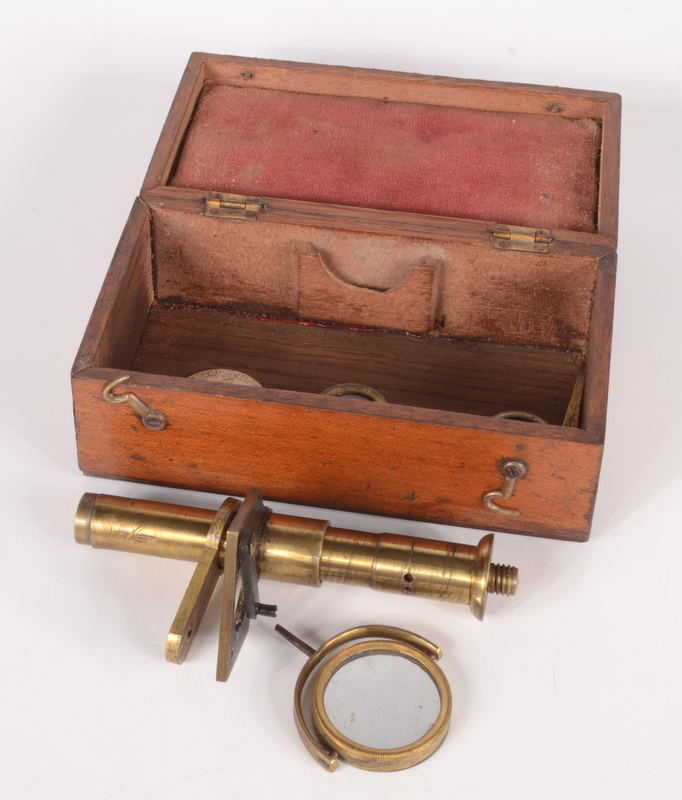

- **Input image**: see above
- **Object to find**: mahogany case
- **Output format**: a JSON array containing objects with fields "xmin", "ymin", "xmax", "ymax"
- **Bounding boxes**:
[{"xmin": 72, "ymin": 53, "xmax": 620, "ymax": 541}]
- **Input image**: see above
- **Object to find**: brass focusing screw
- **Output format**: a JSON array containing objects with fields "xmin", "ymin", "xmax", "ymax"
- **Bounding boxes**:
[{"xmin": 75, "ymin": 490, "xmax": 518, "ymax": 681}]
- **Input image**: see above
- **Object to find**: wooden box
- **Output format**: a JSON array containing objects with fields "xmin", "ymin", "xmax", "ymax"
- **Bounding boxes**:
[{"xmin": 72, "ymin": 53, "xmax": 620, "ymax": 542}]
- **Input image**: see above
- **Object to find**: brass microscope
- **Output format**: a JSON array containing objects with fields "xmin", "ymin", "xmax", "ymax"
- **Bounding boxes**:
[
  {"xmin": 75, "ymin": 488, "xmax": 518, "ymax": 771},
  {"xmin": 75, "ymin": 488, "xmax": 517, "ymax": 679}
]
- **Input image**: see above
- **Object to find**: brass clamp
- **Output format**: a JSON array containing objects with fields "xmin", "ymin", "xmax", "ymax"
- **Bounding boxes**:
[
  {"xmin": 75, "ymin": 490, "xmax": 519, "ymax": 680},
  {"xmin": 102, "ymin": 376, "xmax": 168, "ymax": 431},
  {"xmin": 277, "ymin": 624, "xmax": 452, "ymax": 773},
  {"xmin": 77, "ymin": 489, "xmax": 276, "ymax": 682}
]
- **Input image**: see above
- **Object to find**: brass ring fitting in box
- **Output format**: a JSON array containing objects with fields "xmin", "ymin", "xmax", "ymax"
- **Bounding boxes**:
[
  {"xmin": 493, "ymin": 410, "xmax": 548, "ymax": 424},
  {"xmin": 292, "ymin": 625, "xmax": 451, "ymax": 773},
  {"xmin": 321, "ymin": 383, "xmax": 387, "ymax": 402}
]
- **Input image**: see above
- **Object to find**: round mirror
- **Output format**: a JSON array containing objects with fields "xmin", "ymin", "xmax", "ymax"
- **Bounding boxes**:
[
  {"xmin": 309, "ymin": 638, "xmax": 452, "ymax": 771},
  {"xmin": 322, "ymin": 651, "xmax": 441, "ymax": 749}
]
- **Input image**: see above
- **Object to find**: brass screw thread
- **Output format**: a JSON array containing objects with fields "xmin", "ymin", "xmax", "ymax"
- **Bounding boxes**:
[{"xmin": 487, "ymin": 564, "xmax": 518, "ymax": 596}]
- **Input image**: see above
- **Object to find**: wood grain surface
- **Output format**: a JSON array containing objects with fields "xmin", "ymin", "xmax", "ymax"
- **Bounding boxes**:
[
  {"xmin": 72, "ymin": 199, "xmax": 153, "ymax": 374},
  {"xmin": 131, "ymin": 305, "xmax": 582, "ymax": 425},
  {"xmin": 73, "ymin": 368, "xmax": 603, "ymax": 540},
  {"xmin": 582, "ymin": 253, "xmax": 617, "ymax": 437},
  {"xmin": 143, "ymin": 185, "xmax": 617, "ymax": 258},
  {"xmin": 199, "ymin": 54, "xmax": 613, "ymax": 118}
]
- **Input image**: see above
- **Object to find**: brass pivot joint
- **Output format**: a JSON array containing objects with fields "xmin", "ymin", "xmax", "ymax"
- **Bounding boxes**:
[{"xmin": 75, "ymin": 490, "xmax": 519, "ymax": 680}]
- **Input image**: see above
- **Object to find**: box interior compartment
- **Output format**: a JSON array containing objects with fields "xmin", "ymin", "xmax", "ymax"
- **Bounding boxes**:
[{"xmin": 91, "ymin": 204, "xmax": 599, "ymax": 428}]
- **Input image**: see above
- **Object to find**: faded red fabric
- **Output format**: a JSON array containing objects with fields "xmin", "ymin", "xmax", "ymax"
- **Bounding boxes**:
[{"xmin": 171, "ymin": 85, "xmax": 601, "ymax": 232}]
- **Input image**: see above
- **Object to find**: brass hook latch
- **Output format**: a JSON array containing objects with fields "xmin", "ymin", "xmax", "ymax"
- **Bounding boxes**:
[
  {"xmin": 482, "ymin": 460, "xmax": 527, "ymax": 516},
  {"xmin": 102, "ymin": 376, "xmax": 168, "ymax": 431}
]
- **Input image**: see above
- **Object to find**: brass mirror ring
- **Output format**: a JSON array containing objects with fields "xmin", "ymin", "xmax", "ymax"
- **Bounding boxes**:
[
  {"xmin": 493, "ymin": 410, "xmax": 548, "ymax": 424},
  {"xmin": 321, "ymin": 383, "xmax": 387, "ymax": 403},
  {"xmin": 311, "ymin": 640, "xmax": 452, "ymax": 772},
  {"xmin": 293, "ymin": 625, "xmax": 445, "ymax": 773}
]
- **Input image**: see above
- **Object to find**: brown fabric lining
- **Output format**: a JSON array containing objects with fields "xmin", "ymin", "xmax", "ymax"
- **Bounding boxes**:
[{"xmin": 152, "ymin": 208, "xmax": 598, "ymax": 351}]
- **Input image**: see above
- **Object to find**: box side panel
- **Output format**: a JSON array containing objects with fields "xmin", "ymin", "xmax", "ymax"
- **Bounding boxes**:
[
  {"xmin": 141, "ymin": 53, "xmax": 206, "ymax": 194},
  {"xmin": 143, "ymin": 185, "xmax": 617, "ymax": 258},
  {"xmin": 202, "ymin": 55, "xmax": 612, "ymax": 118},
  {"xmin": 598, "ymin": 96, "xmax": 622, "ymax": 243},
  {"xmin": 583, "ymin": 253, "xmax": 617, "ymax": 437},
  {"xmin": 72, "ymin": 199, "xmax": 153, "ymax": 374},
  {"xmin": 73, "ymin": 372, "xmax": 603, "ymax": 541}
]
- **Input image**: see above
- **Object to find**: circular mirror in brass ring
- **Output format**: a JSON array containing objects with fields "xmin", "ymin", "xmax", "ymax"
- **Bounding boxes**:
[
  {"xmin": 312, "ymin": 641, "xmax": 451, "ymax": 771},
  {"xmin": 321, "ymin": 383, "xmax": 387, "ymax": 403},
  {"xmin": 293, "ymin": 626, "xmax": 451, "ymax": 773}
]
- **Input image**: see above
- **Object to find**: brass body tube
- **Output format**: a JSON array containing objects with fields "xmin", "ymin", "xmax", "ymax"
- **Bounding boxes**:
[
  {"xmin": 75, "ymin": 494, "xmax": 228, "ymax": 562},
  {"xmin": 76, "ymin": 494, "xmax": 517, "ymax": 620},
  {"xmin": 320, "ymin": 528, "xmax": 482, "ymax": 605}
]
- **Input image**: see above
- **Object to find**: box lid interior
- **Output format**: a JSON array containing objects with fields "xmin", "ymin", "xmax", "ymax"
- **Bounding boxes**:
[{"xmin": 169, "ymin": 81, "xmax": 602, "ymax": 234}]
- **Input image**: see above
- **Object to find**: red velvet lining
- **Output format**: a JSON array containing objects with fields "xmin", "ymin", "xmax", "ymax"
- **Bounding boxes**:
[{"xmin": 171, "ymin": 85, "xmax": 601, "ymax": 232}]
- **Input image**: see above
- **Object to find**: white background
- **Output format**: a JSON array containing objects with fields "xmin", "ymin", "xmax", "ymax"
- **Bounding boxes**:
[{"xmin": 1, "ymin": 1, "xmax": 681, "ymax": 798}]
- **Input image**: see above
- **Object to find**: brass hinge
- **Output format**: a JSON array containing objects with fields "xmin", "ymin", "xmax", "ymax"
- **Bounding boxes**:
[
  {"xmin": 204, "ymin": 192, "xmax": 266, "ymax": 220},
  {"xmin": 492, "ymin": 225, "xmax": 553, "ymax": 253}
]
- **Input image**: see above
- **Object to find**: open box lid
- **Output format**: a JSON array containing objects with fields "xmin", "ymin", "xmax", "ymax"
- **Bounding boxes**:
[{"xmin": 141, "ymin": 54, "xmax": 620, "ymax": 249}]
